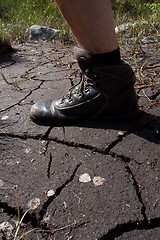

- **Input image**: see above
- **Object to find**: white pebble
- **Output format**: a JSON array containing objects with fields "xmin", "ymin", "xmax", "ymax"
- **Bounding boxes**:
[
  {"xmin": 79, "ymin": 173, "xmax": 91, "ymax": 183},
  {"xmin": 47, "ymin": 190, "xmax": 55, "ymax": 197},
  {"xmin": 1, "ymin": 115, "xmax": 9, "ymax": 120},
  {"xmin": 93, "ymin": 176, "xmax": 106, "ymax": 186}
]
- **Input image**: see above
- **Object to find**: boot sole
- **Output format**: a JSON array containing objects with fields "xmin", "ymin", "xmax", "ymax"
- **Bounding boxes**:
[{"xmin": 30, "ymin": 109, "xmax": 141, "ymax": 127}]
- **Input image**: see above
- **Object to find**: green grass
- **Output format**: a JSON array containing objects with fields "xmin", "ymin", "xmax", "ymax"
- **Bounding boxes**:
[
  {"xmin": 0, "ymin": 0, "xmax": 159, "ymax": 43},
  {"xmin": 112, "ymin": 0, "xmax": 159, "ymax": 44},
  {"xmin": 0, "ymin": 0, "xmax": 70, "ymax": 43}
]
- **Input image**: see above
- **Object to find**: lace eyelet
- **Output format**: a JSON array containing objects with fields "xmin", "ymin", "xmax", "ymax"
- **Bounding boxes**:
[
  {"xmin": 78, "ymin": 93, "xmax": 82, "ymax": 99},
  {"xmin": 68, "ymin": 98, "xmax": 73, "ymax": 104},
  {"xmin": 85, "ymin": 87, "xmax": 90, "ymax": 94}
]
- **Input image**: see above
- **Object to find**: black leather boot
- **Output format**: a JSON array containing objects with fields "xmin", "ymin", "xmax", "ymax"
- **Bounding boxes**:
[{"xmin": 30, "ymin": 46, "xmax": 139, "ymax": 126}]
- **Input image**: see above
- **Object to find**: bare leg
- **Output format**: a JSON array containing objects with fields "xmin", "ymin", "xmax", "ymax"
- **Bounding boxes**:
[
  {"xmin": 30, "ymin": 0, "xmax": 139, "ymax": 126},
  {"xmin": 55, "ymin": 0, "xmax": 118, "ymax": 53}
]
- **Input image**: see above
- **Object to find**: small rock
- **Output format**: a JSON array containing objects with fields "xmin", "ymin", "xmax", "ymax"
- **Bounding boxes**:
[
  {"xmin": 1, "ymin": 115, "xmax": 9, "ymax": 120},
  {"xmin": 93, "ymin": 176, "xmax": 106, "ymax": 186},
  {"xmin": 118, "ymin": 131, "xmax": 124, "ymax": 136},
  {"xmin": 79, "ymin": 173, "xmax": 91, "ymax": 183},
  {"xmin": 29, "ymin": 25, "xmax": 60, "ymax": 41},
  {"xmin": 47, "ymin": 190, "xmax": 55, "ymax": 197}
]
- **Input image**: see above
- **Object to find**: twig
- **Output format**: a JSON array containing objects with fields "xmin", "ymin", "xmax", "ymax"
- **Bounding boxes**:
[
  {"xmin": 1, "ymin": 70, "xmax": 22, "ymax": 90},
  {"xmin": 1, "ymin": 70, "xmax": 11, "ymax": 85},
  {"xmin": 142, "ymin": 89, "xmax": 153, "ymax": 101},
  {"xmin": 19, "ymin": 220, "xmax": 86, "ymax": 239}
]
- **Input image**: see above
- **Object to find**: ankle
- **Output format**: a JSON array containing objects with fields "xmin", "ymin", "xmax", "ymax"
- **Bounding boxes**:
[{"xmin": 91, "ymin": 48, "xmax": 122, "ymax": 65}]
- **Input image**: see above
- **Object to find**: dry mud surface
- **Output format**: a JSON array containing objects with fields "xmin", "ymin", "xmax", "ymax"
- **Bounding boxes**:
[{"xmin": 0, "ymin": 41, "xmax": 160, "ymax": 240}]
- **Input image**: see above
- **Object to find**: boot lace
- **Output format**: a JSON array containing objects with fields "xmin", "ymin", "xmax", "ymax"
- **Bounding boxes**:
[{"xmin": 60, "ymin": 70, "xmax": 96, "ymax": 104}]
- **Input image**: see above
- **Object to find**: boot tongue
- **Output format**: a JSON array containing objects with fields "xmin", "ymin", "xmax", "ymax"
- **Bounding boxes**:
[{"xmin": 74, "ymin": 46, "xmax": 94, "ymax": 71}]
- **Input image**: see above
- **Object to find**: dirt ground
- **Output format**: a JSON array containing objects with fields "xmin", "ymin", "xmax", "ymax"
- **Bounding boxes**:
[{"xmin": 0, "ymin": 39, "xmax": 160, "ymax": 240}]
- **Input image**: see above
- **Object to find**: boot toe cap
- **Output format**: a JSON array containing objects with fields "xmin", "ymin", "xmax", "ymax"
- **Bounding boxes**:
[{"xmin": 30, "ymin": 99, "xmax": 53, "ymax": 126}]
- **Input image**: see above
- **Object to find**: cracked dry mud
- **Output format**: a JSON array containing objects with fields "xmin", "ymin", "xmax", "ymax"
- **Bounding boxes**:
[{"xmin": 0, "ymin": 41, "xmax": 160, "ymax": 240}]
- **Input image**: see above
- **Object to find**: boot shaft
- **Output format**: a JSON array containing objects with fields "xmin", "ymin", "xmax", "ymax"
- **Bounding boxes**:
[
  {"xmin": 74, "ymin": 46, "xmax": 136, "ymax": 92},
  {"xmin": 74, "ymin": 46, "xmax": 138, "ymax": 115}
]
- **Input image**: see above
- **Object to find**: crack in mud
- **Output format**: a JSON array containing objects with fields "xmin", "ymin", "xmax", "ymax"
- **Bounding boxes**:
[
  {"xmin": 0, "ymin": 81, "xmax": 44, "ymax": 113},
  {"xmin": 0, "ymin": 164, "xmax": 81, "ymax": 238},
  {"xmin": 0, "ymin": 116, "xmax": 159, "ymax": 239},
  {"xmin": 98, "ymin": 217, "xmax": 160, "ymax": 240},
  {"xmin": 43, "ymin": 127, "xmax": 53, "ymax": 139},
  {"xmin": 47, "ymin": 152, "xmax": 52, "ymax": 179},
  {"xmin": 0, "ymin": 61, "xmax": 16, "ymax": 68},
  {"xmin": 1, "ymin": 201, "xmax": 160, "ymax": 240},
  {"xmin": 1, "ymin": 126, "xmax": 159, "ymax": 239},
  {"xmin": 0, "ymin": 131, "xmax": 132, "ymax": 165},
  {"xmin": 39, "ymin": 127, "xmax": 53, "ymax": 156},
  {"xmin": 39, "ymin": 163, "xmax": 81, "ymax": 221},
  {"xmin": 109, "ymin": 151, "xmax": 132, "ymax": 163},
  {"xmin": 0, "ymin": 201, "xmax": 72, "ymax": 239},
  {"xmin": 0, "ymin": 201, "xmax": 39, "ymax": 228},
  {"xmin": 0, "ymin": 117, "xmax": 159, "ymax": 163},
  {"xmin": 1, "ymin": 42, "xmax": 159, "ymax": 239},
  {"xmin": 104, "ymin": 131, "xmax": 130, "ymax": 154},
  {"xmin": 18, "ymin": 60, "xmax": 53, "ymax": 80},
  {"xmin": 125, "ymin": 166, "xmax": 148, "ymax": 222},
  {"xmin": 1, "ymin": 114, "xmax": 159, "ymax": 149}
]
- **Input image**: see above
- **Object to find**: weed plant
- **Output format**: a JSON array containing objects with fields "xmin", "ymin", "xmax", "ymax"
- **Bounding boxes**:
[{"xmin": 0, "ymin": 0, "xmax": 159, "ymax": 43}]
